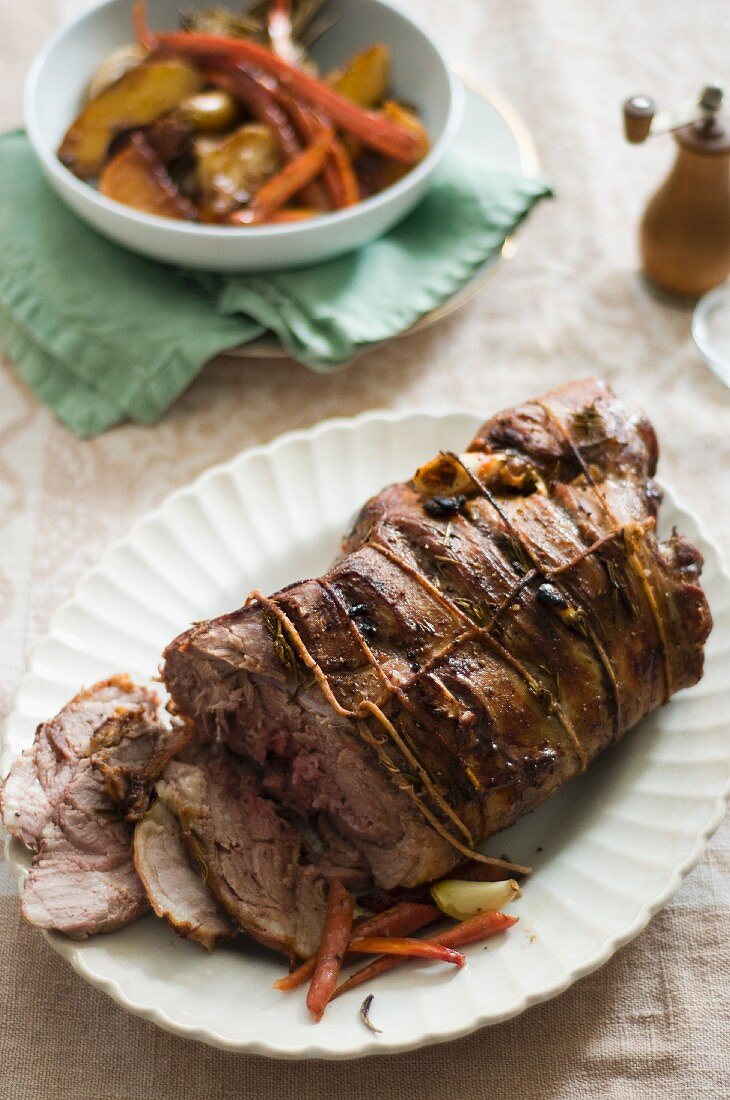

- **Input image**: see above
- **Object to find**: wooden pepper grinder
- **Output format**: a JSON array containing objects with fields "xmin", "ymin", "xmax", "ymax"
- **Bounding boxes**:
[{"xmin": 624, "ymin": 85, "xmax": 730, "ymax": 299}]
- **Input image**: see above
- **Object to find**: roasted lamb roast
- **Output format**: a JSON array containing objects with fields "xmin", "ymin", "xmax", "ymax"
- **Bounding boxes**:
[
  {"xmin": 163, "ymin": 379, "xmax": 712, "ymax": 916},
  {"xmin": 1, "ymin": 381, "xmax": 712, "ymax": 956}
]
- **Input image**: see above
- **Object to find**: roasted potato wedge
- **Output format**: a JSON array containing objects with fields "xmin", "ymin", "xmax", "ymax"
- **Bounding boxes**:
[
  {"xmin": 178, "ymin": 90, "xmax": 239, "ymax": 133},
  {"xmin": 329, "ymin": 44, "xmax": 390, "ymax": 108},
  {"xmin": 378, "ymin": 100, "xmax": 430, "ymax": 186},
  {"xmin": 381, "ymin": 101, "xmax": 429, "ymax": 159},
  {"xmin": 59, "ymin": 60, "xmax": 203, "ymax": 179},
  {"xmin": 196, "ymin": 123, "xmax": 281, "ymax": 216},
  {"xmin": 84, "ymin": 44, "xmax": 148, "ymax": 104},
  {"xmin": 99, "ymin": 133, "xmax": 197, "ymax": 220}
]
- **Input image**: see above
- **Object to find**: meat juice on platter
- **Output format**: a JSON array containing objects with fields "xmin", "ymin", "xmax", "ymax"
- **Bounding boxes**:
[{"xmin": 1, "ymin": 380, "xmax": 712, "ymax": 1018}]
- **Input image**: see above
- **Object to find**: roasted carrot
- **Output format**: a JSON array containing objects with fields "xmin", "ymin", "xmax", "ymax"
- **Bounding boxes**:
[
  {"xmin": 347, "ymin": 936, "xmax": 465, "ymax": 966},
  {"xmin": 210, "ymin": 65, "xmax": 328, "ymax": 210},
  {"xmin": 249, "ymin": 129, "xmax": 333, "ymax": 220},
  {"xmin": 211, "ymin": 66, "xmax": 300, "ymax": 158},
  {"xmin": 133, "ymin": 3, "xmax": 423, "ymax": 163},
  {"xmin": 328, "ymin": 135, "xmax": 360, "ymax": 206},
  {"xmin": 275, "ymin": 96, "xmax": 334, "ymax": 196},
  {"xmin": 333, "ymin": 910, "xmax": 518, "ymax": 1000},
  {"xmin": 306, "ymin": 879, "xmax": 354, "ymax": 1022},
  {"xmin": 278, "ymin": 94, "xmax": 359, "ymax": 209},
  {"xmin": 275, "ymin": 901, "xmax": 439, "ymax": 992}
]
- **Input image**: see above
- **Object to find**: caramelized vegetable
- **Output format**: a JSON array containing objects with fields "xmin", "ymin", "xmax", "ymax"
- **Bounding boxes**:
[
  {"xmin": 59, "ymin": 59, "xmax": 203, "ymax": 179},
  {"xmin": 333, "ymin": 911, "xmax": 518, "ymax": 1000},
  {"xmin": 330, "ymin": 44, "xmax": 390, "ymax": 109},
  {"xmin": 84, "ymin": 44, "xmax": 148, "ymax": 104},
  {"xmin": 274, "ymin": 901, "xmax": 439, "ymax": 992},
  {"xmin": 246, "ymin": 128, "xmax": 333, "ymax": 221},
  {"xmin": 379, "ymin": 100, "xmax": 430, "ymax": 187},
  {"xmin": 196, "ymin": 123, "xmax": 281, "ymax": 216},
  {"xmin": 143, "ymin": 115, "xmax": 193, "ymax": 163},
  {"xmin": 346, "ymin": 936, "xmax": 465, "ymax": 966},
  {"xmin": 430, "ymin": 878, "xmax": 520, "ymax": 921},
  {"xmin": 58, "ymin": 3, "xmax": 431, "ymax": 222},
  {"xmin": 328, "ymin": 135, "xmax": 360, "ymax": 205},
  {"xmin": 211, "ymin": 66, "xmax": 328, "ymax": 210},
  {"xmin": 99, "ymin": 133, "xmax": 197, "ymax": 219},
  {"xmin": 278, "ymin": 94, "xmax": 357, "ymax": 209},
  {"xmin": 133, "ymin": 3, "xmax": 424, "ymax": 164},
  {"xmin": 178, "ymin": 90, "xmax": 238, "ymax": 133},
  {"xmin": 306, "ymin": 880, "xmax": 354, "ymax": 1023}
]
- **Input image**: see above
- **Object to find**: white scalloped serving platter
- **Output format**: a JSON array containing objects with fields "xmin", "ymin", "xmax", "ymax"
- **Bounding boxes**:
[{"xmin": 2, "ymin": 410, "xmax": 729, "ymax": 1059}]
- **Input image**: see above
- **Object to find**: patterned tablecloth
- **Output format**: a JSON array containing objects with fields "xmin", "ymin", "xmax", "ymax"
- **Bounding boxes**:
[{"xmin": 1, "ymin": 2, "xmax": 728, "ymax": 1097}]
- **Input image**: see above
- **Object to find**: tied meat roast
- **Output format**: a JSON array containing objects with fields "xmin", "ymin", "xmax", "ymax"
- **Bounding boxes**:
[{"xmin": 2, "ymin": 381, "xmax": 712, "ymax": 953}]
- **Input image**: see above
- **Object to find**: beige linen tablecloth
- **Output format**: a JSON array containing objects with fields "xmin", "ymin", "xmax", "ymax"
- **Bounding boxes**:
[{"xmin": 1, "ymin": 1, "xmax": 728, "ymax": 1096}]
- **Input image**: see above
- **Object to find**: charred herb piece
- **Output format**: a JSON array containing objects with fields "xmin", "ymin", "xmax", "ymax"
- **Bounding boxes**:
[
  {"xmin": 536, "ymin": 584, "xmax": 590, "ymax": 637},
  {"xmin": 423, "ymin": 495, "xmax": 466, "ymax": 519},
  {"xmin": 536, "ymin": 583, "xmax": 568, "ymax": 611},
  {"xmin": 348, "ymin": 603, "xmax": 377, "ymax": 637},
  {"xmin": 360, "ymin": 993, "xmax": 382, "ymax": 1034}
]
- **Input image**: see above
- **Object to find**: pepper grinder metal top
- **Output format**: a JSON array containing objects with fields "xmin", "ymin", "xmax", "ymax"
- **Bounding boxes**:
[{"xmin": 623, "ymin": 85, "xmax": 730, "ymax": 299}]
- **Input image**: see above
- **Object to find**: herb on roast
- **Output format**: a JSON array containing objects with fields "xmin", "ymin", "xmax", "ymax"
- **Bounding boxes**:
[
  {"xmin": 603, "ymin": 557, "xmax": 638, "ymax": 621},
  {"xmin": 572, "ymin": 403, "xmax": 614, "ymax": 449},
  {"xmin": 501, "ymin": 535, "xmax": 534, "ymax": 576},
  {"xmin": 536, "ymin": 584, "xmax": 590, "ymax": 638},
  {"xmin": 572, "ymin": 403, "xmax": 603, "ymax": 437},
  {"xmin": 452, "ymin": 596, "xmax": 491, "ymax": 627},
  {"xmin": 261, "ymin": 610, "xmax": 299, "ymax": 674}
]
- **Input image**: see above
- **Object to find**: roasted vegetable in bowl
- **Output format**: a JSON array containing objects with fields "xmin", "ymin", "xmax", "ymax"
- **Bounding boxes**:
[{"xmin": 57, "ymin": 0, "xmax": 431, "ymax": 225}]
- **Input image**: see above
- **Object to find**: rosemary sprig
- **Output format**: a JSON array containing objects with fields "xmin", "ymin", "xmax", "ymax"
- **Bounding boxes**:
[
  {"xmin": 602, "ymin": 557, "xmax": 638, "ymax": 621},
  {"xmin": 502, "ymin": 535, "xmax": 534, "ymax": 576},
  {"xmin": 261, "ymin": 609, "xmax": 299, "ymax": 675},
  {"xmin": 528, "ymin": 678, "xmax": 559, "ymax": 715},
  {"xmin": 572, "ymin": 403, "xmax": 602, "ymax": 437},
  {"xmin": 181, "ymin": 1, "xmax": 329, "ymax": 49},
  {"xmin": 452, "ymin": 596, "xmax": 491, "ymax": 627}
]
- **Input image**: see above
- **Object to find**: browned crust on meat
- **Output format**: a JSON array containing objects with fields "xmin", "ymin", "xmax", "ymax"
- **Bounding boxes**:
[{"xmin": 164, "ymin": 380, "xmax": 712, "ymax": 885}]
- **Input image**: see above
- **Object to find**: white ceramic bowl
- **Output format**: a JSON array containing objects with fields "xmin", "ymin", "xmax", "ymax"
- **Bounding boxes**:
[{"xmin": 25, "ymin": 0, "xmax": 464, "ymax": 272}]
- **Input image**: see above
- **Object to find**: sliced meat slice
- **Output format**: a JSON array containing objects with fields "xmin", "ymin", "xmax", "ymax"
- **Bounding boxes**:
[
  {"xmin": 134, "ymin": 799, "xmax": 234, "ymax": 951},
  {"xmin": 157, "ymin": 750, "xmax": 327, "ymax": 958},
  {"xmin": 21, "ymin": 760, "xmax": 148, "ymax": 938},
  {"xmin": 1, "ymin": 752, "xmax": 49, "ymax": 852},
  {"xmin": 3, "ymin": 677, "xmax": 190, "ymax": 939},
  {"xmin": 1, "ymin": 675, "xmax": 158, "ymax": 850},
  {"xmin": 91, "ymin": 708, "xmax": 192, "ymax": 821}
]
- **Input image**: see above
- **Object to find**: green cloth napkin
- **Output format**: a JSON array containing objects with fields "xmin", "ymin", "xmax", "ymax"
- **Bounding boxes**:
[{"xmin": 0, "ymin": 130, "xmax": 551, "ymax": 437}]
